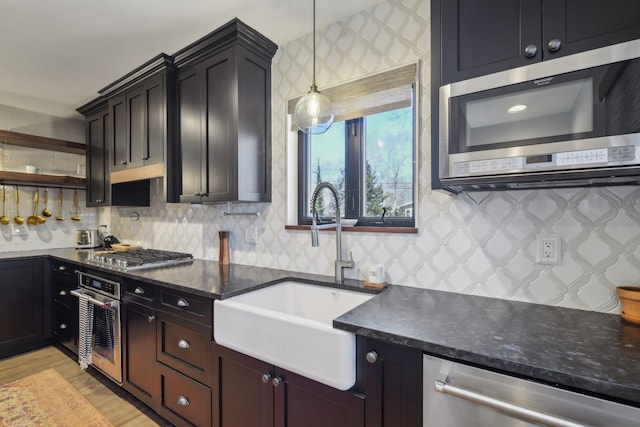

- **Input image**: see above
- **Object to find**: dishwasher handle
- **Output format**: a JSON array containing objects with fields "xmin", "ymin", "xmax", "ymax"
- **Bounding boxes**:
[
  {"xmin": 434, "ymin": 376, "xmax": 589, "ymax": 427},
  {"xmin": 71, "ymin": 289, "xmax": 118, "ymax": 309}
]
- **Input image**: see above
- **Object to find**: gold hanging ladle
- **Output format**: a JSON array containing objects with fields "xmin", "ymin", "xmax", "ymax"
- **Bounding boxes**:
[
  {"xmin": 56, "ymin": 189, "xmax": 65, "ymax": 221},
  {"xmin": 0, "ymin": 186, "xmax": 9, "ymax": 225}
]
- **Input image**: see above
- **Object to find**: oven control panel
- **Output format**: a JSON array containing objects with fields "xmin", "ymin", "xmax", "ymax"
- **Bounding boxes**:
[{"xmin": 78, "ymin": 272, "xmax": 120, "ymax": 298}]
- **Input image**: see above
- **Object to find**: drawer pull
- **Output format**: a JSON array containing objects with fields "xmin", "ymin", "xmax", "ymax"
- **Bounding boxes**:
[
  {"xmin": 178, "ymin": 339, "xmax": 190, "ymax": 349},
  {"xmin": 134, "ymin": 287, "xmax": 145, "ymax": 295},
  {"xmin": 147, "ymin": 315, "xmax": 156, "ymax": 323},
  {"xmin": 58, "ymin": 265, "xmax": 67, "ymax": 271},
  {"xmin": 177, "ymin": 396, "xmax": 190, "ymax": 407},
  {"xmin": 59, "ymin": 323, "xmax": 67, "ymax": 330},
  {"xmin": 177, "ymin": 298, "xmax": 190, "ymax": 308},
  {"xmin": 58, "ymin": 290, "xmax": 67, "ymax": 296}
]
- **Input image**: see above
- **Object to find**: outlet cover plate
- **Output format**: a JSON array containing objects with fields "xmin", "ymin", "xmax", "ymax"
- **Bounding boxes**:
[{"xmin": 536, "ymin": 233, "xmax": 561, "ymax": 265}]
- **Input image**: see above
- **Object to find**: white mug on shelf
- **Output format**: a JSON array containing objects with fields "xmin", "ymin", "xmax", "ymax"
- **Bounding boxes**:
[
  {"xmin": 368, "ymin": 264, "xmax": 385, "ymax": 284},
  {"xmin": 25, "ymin": 165, "xmax": 40, "ymax": 174}
]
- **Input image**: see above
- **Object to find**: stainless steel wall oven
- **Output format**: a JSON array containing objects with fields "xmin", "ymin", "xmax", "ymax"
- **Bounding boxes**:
[{"xmin": 72, "ymin": 270, "xmax": 122, "ymax": 384}]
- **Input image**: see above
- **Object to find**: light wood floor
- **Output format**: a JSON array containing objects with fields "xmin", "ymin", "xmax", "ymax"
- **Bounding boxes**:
[{"xmin": 0, "ymin": 346, "xmax": 167, "ymax": 426}]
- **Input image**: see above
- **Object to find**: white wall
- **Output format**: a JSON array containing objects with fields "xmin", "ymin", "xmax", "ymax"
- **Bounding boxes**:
[{"xmin": 105, "ymin": 0, "xmax": 640, "ymax": 314}]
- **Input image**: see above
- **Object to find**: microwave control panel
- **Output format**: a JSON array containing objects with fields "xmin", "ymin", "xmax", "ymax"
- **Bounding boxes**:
[{"xmin": 452, "ymin": 146, "xmax": 636, "ymax": 176}]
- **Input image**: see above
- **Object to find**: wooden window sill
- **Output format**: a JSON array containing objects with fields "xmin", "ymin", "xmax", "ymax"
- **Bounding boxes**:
[{"xmin": 285, "ymin": 225, "xmax": 417, "ymax": 234}]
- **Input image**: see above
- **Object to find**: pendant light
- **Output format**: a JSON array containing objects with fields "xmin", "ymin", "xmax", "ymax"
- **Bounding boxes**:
[{"xmin": 294, "ymin": 0, "xmax": 334, "ymax": 134}]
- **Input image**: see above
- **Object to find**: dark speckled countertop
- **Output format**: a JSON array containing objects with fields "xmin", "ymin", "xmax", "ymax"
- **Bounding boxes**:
[
  {"xmin": 334, "ymin": 284, "xmax": 640, "ymax": 406},
  {"xmin": 3, "ymin": 249, "xmax": 640, "ymax": 406}
]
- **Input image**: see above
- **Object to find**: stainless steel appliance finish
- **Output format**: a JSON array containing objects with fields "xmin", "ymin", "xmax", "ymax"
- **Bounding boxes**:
[
  {"xmin": 76, "ymin": 229, "xmax": 101, "ymax": 249},
  {"xmin": 72, "ymin": 271, "xmax": 122, "ymax": 384},
  {"xmin": 423, "ymin": 354, "xmax": 640, "ymax": 426},
  {"xmin": 88, "ymin": 248, "xmax": 194, "ymax": 271},
  {"xmin": 439, "ymin": 38, "xmax": 640, "ymax": 193}
]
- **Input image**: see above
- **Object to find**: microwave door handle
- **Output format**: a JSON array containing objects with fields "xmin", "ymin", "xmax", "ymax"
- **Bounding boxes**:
[{"xmin": 71, "ymin": 289, "xmax": 117, "ymax": 309}]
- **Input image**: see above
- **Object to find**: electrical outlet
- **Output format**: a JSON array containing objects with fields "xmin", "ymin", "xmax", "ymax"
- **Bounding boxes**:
[
  {"xmin": 536, "ymin": 233, "xmax": 561, "ymax": 265},
  {"xmin": 244, "ymin": 226, "xmax": 258, "ymax": 244}
]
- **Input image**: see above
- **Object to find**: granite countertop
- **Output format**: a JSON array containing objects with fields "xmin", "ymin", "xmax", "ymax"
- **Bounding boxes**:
[
  {"xmin": 3, "ymin": 248, "xmax": 640, "ymax": 406},
  {"xmin": 0, "ymin": 248, "xmax": 377, "ymax": 299},
  {"xmin": 335, "ymin": 284, "xmax": 640, "ymax": 406}
]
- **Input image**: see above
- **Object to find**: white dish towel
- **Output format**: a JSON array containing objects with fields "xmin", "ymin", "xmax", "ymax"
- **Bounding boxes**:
[{"xmin": 77, "ymin": 292, "xmax": 94, "ymax": 370}]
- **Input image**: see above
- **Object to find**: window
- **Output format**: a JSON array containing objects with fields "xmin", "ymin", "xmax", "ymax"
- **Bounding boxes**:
[{"xmin": 291, "ymin": 64, "xmax": 418, "ymax": 228}]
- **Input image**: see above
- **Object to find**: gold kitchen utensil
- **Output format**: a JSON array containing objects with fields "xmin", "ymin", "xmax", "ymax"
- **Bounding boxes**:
[
  {"xmin": 14, "ymin": 189, "xmax": 24, "ymax": 225},
  {"xmin": 42, "ymin": 188, "xmax": 52, "ymax": 217},
  {"xmin": 71, "ymin": 189, "xmax": 81, "ymax": 221},
  {"xmin": 35, "ymin": 190, "xmax": 46, "ymax": 223},
  {"xmin": 56, "ymin": 189, "xmax": 65, "ymax": 221},
  {"xmin": 0, "ymin": 186, "xmax": 9, "ymax": 225},
  {"xmin": 27, "ymin": 189, "xmax": 40, "ymax": 226}
]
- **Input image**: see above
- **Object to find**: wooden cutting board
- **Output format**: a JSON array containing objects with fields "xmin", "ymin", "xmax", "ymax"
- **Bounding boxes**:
[{"xmin": 110, "ymin": 243, "xmax": 142, "ymax": 251}]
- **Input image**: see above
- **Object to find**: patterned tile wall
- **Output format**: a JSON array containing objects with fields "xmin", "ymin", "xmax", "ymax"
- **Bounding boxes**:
[
  {"xmin": 106, "ymin": 0, "xmax": 640, "ymax": 314},
  {"xmin": 0, "ymin": 105, "xmax": 99, "ymax": 251}
]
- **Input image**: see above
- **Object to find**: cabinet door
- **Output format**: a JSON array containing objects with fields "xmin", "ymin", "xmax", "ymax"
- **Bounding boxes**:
[
  {"xmin": 110, "ymin": 94, "xmax": 127, "ymax": 170},
  {"xmin": 123, "ymin": 300, "xmax": 158, "ymax": 408},
  {"xmin": 144, "ymin": 75, "xmax": 165, "ymax": 166},
  {"xmin": 126, "ymin": 88, "xmax": 146, "ymax": 169},
  {"xmin": 178, "ymin": 67, "xmax": 206, "ymax": 202},
  {"xmin": 86, "ymin": 109, "xmax": 110, "ymax": 207},
  {"xmin": 0, "ymin": 259, "xmax": 45, "ymax": 358},
  {"xmin": 543, "ymin": 0, "xmax": 640, "ymax": 60},
  {"xmin": 440, "ymin": 0, "xmax": 541, "ymax": 84},
  {"xmin": 364, "ymin": 339, "xmax": 422, "ymax": 427},
  {"xmin": 212, "ymin": 343, "xmax": 274, "ymax": 427},
  {"xmin": 273, "ymin": 367, "xmax": 365, "ymax": 427},
  {"xmin": 203, "ymin": 49, "xmax": 236, "ymax": 202}
]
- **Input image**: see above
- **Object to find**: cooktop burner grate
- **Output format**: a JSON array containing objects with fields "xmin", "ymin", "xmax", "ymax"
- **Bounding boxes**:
[{"xmin": 89, "ymin": 248, "xmax": 194, "ymax": 271}]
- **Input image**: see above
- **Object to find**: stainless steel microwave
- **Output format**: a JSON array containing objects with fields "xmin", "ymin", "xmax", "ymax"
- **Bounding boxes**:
[{"xmin": 438, "ymin": 38, "xmax": 640, "ymax": 193}]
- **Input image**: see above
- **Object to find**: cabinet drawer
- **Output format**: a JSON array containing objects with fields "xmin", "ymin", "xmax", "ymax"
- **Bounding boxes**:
[
  {"xmin": 53, "ymin": 307, "xmax": 77, "ymax": 354},
  {"xmin": 124, "ymin": 281, "xmax": 156, "ymax": 304},
  {"xmin": 53, "ymin": 280, "xmax": 76, "ymax": 308},
  {"xmin": 158, "ymin": 362, "xmax": 212, "ymax": 427},
  {"xmin": 159, "ymin": 288, "xmax": 212, "ymax": 324},
  {"xmin": 51, "ymin": 261, "xmax": 76, "ymax": 283},
  {"xmin": 157, "ymin": 313, "xmax": 212, "ymax": 386}
]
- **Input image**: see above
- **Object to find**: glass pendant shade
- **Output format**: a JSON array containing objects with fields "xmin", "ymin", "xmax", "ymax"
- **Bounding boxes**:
[{"xmin": 294, "ymin": 85, "xmax": 334, "ymax": 134}]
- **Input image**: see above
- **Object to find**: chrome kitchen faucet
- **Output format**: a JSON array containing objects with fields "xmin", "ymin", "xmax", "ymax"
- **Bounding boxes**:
[{"xmin": 310, "ymin": 182, "xmax": 354, "ymax": 283}]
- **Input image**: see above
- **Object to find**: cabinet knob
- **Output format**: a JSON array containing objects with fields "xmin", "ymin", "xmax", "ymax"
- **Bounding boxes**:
[
  {"xmin": 548, "ymin": 39, "xmax": 562, "ymax": 52},
  {"xmin": 524, "ymin": 44, "xmax": 537, "ymax": 58},
  {"xmin": 261, "ymin": 373, "xmax": 272, "ymax": 383},
  {"xmin": 178, "ymin": 339, "xmax": 190, "ymax": 349},
  {"xmin": 177, "ymin": 298, "xmax": 190, "ymax": 308},
  {"xmin": 134, "ymin": 287, "xmax": 145, "ymax": 295},
  {"xmin": 366, "ymin": 351, "xmax": 379, "ymax": 364},
  {"xmin": 58, "ymin": 265, "xmax": 67, "ymax": 271},
  {"xmin": 95, "ymin": 199, "xmax": 103, "ymax": 203},
  {"xmin": 120, "ymin": 161, "xmax": 127, "ymax": 165},
  {"xmin": 59, "ymin": 323, "xmax": 67, "ymax": 330},
  {"xmin": 59, "ymin": 290, "xmax": 67, "ymax": 296},
  {"xmin": 147, "ymin": 315, "xmax": 156, "ymax": 323},
  {"xmin": 142, "ymin": 156, "xmax": 149, "ymax": 161},
  {"xmin": 272, "ymin": 377, "xmax": 283, "ymax": 387},
  {"xmin": 177, "ymin": 396, "xmax": 190, "ymax": 407}
]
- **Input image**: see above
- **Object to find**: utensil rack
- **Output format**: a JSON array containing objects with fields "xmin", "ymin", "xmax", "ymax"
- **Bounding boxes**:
[{"xmin": 223, "ymin": 202, "xmax": 261, "ymax": 217}]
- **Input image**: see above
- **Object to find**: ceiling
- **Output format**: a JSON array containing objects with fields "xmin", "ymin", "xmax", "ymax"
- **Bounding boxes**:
[{"xmin": 0, "ymin": 0, "xmax": 382, "ymax": 119}]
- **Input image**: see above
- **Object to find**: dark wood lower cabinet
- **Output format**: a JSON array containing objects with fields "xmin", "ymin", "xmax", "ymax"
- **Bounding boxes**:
[
  {"xmin": 0, "ymin": 258, "xmax": 46, "ymax": 359},
  {"xmin": 123, "ymin": 300, "xmax": 158, "ymax": 408},
  {"xmin": 212, "ymin": 343, "xmax": 365, "ymax": 427},
  {"xmin": 364, "ymin": 339, "xmax": 422, "ymax": 427},
  {"xmin": 157, "ymin": 361, "xmax": 212, "ymax": 427}
]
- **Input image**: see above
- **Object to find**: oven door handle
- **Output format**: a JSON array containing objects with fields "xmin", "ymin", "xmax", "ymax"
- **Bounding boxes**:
[{"xmin": 71, "ymin": 289, "xmax": 118, "ymax": 309}]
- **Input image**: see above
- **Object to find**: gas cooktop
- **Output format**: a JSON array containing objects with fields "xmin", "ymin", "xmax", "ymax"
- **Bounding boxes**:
[{"xmin": 88, "ymin": 248, "xmax": 194, "ymax": 271}]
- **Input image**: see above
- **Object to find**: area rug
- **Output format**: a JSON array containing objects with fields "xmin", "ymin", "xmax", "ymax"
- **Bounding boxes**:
[{"xmin": 0, "ymin": 368, "xmax": 113, "ymax": 426}]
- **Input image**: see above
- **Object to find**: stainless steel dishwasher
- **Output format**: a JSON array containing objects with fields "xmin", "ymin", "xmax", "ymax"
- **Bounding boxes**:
[{"xmin": 423, "ymin": 354, "xmax": 640, "ymax": 427}]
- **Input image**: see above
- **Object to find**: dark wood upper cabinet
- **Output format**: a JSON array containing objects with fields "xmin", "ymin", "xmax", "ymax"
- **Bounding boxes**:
[
  {"xmin": 439, "ymin": 0, "xmax": 640, "ymax": 84},
  {"xmin": 84, "ymin": 100, "xmax": 111, "ymax": 207},
  {"xmin": 174, "ymin": 19, "xmax": 277, "ymax": 203}
]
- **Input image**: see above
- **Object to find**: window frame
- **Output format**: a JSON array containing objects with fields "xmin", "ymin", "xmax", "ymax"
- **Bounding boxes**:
[{"xmin": 297, "ymin": 106, "xmax": 416, "ymax": 228}]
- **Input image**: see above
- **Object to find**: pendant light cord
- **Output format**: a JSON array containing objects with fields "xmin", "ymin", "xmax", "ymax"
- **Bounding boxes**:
[{"xmin": 312, "ymin": 0, "xmax": 317, "ymax": 90}]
